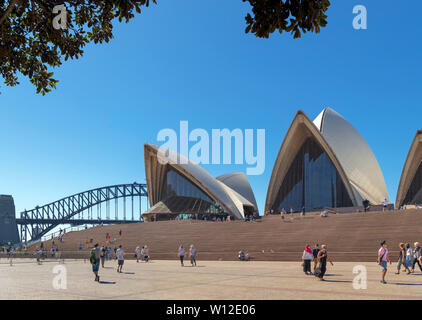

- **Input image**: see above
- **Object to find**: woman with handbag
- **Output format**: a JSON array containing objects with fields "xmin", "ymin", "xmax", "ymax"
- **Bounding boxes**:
[{"xmin": 301, "ymin": 244, "xmax": 313, "ymax": 275}]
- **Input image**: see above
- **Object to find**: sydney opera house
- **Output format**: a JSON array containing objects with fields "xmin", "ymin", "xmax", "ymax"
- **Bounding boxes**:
[
  {"xmin": 142, "ymin": 108, "xmax": 395, "ymax": 221},
  {"xmin": 265, "ymin": 108, "xmax": 389, "ymax": 213},
  {"xmin": 142, "ymin": 144, "xmax": 259, "ymax": 221},
  {"xmin": 396, "ymin": 130, "xmax": 422, "ymax": 209}
]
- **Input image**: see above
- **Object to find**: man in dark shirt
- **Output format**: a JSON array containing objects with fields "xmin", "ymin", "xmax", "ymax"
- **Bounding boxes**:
[{"xmin": 312, "ymin": 244, "xmax": 320, "ymax": 273}]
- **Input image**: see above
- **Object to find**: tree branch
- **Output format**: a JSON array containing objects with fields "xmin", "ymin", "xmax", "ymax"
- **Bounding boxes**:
[{"xmin": 0, "ymin": 0, "xmax": 20, "ymax": 25}]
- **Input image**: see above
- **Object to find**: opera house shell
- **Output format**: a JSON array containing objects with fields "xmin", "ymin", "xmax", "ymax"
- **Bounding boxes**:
[
  {"xmin": 143, "ymin": 144, "xmax": 258, "ymax": 221},
  {"xmin": 396, "ymin": 130, "xmax": 422, "ymax": 208},
  {"xmin": 265, "ymin": 108, "xmax": 389, "ymax": 213}
]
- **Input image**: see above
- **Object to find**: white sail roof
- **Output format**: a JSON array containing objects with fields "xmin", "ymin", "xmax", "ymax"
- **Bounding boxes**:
[{"xmin": 313, "ymin": 108, "xmax": 389, "ymax": 204}]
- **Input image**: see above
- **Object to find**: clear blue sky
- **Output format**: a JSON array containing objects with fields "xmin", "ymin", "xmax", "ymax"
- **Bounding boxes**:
[{"xmin": 1, "ymin": 0, "xmax": 421, "ymax": 217}]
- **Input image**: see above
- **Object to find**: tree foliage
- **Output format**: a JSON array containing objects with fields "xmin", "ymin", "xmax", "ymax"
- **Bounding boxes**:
[
  {"xmin": 0, "ymin": 0, "xmax": 330, "ymax": 95},
  {"xmin": 243, "ymin": 0, "xmax": 330, "ymax": 38}
]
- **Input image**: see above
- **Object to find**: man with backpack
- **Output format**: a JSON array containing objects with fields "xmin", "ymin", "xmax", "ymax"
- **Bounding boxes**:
[
  {"xmin": 378, "ymin": 240, "xmax": 391, "ymax": 284},
  {"xmin": 90, "ymin": 243, "xmax": 101, "ymax": 282}
]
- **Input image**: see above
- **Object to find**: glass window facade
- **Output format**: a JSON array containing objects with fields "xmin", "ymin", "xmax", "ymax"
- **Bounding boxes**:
[
  {"xmin": 163, "ymin": 168, "xmax": 226, "ymax": 215},
  {"xmin": 271, "ymin": 137, "xmax": 353, "ymax": 212},
  {"xmin": 402, "ymin": 161, "xmax": 422, "ymax": 206}
]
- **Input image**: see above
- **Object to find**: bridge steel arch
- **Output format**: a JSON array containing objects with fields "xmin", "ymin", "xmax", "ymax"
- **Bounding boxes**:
[{"xmin": 17, "ymin": 183, "xmax": 148, "ymax": 244}]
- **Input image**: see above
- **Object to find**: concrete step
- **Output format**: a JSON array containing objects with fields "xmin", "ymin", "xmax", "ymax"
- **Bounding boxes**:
[{"xmin": 29, "ymin": 209, "xmax": 422, "ymax": 262}]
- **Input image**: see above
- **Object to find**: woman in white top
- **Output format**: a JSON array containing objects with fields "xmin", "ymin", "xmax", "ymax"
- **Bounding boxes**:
[
  {"xmin": 302, "ymin": 244, "xmax": 314, "ymax": 275},
  {"xmin": 405, "ymin": 243, "xmax": 413, "ymax": 268}
]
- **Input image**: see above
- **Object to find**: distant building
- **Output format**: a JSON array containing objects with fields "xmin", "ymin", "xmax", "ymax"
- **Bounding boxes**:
[
  {"xmin": 0, "ymin": 195, "xmax": 20, "ymax": 244},
  {"xmin": 142, "ymin": 144, "xmax": 258, "ymax": 221},
  {"xmin": 265, "ymin": 108, "xmax": 389, "ymax": 213},
  {"xmin": 396, "ymin": 130, "xmax": 422, "ymax": 208}
]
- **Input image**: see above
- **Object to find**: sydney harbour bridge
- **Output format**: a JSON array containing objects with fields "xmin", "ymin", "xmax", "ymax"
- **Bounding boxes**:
[{"xmin": 2, "ymin": 183, "xmax": 149, "ymax": 244}]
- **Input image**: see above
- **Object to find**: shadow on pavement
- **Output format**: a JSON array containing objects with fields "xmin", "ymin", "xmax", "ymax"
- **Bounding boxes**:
[
  {"xmin": 323, "ymin": 279, "xmax": 353, "ymax": 283},
  {"xmin": 391, "ymin": 282, "xmax": 422, "ymax": 286}
]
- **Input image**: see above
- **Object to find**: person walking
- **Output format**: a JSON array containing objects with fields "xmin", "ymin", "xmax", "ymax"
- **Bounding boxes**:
[
  {"xmin": 383, "ymin": 198, "xmax": 388, "ymax": 211},
  {"xmin": 396, "ymin": 243, "xmax": 410, "ymax": 274},
  {"xmin": 405, "ymin": 243, "xmax": 413, "ymax": 271},
  {"xmin": 412, "ymin": 242, "xmax": 422, "ymax": 273},
  {"xmin": 378, "ymin": 240, "xmax": 391, "ymax": 284},
  {"xmin": 178, "ymin": 245, "xmax": 185, "ymax": 267},
  {"xmin": 100, "ymin": 246, "xmax": 106, "ymax": 268},
  {"xmin": 90, "ymin": 243, "xmax": 101, "ymax": 282},
  {"xmin": 281, "ymin": 208, "xmax": 285, "ymax": 220},
  {"xmin": 316, "ymin": 245, "xmax": 333, "ymax": 281},
  {"xmin": 116, "ymin": 245, "xmax": 125, "ymax": 273},
  {"xmin": 189, "ymin": 244, "xmax": 197, "ymax": 267},
  {"xmin": 301, "ymin": 244, "xmax": 313, "ymax": 275},
  {"xmin": 135, "ymin": 246, "xmax": 140, "ymax": 263},
  {"xmin": 312, "ymin": 244, "xmax": 320, "ymax": 273},
  {"xmin": 143, "ymin": 245, "xmax": 150, "ymax": 262}
]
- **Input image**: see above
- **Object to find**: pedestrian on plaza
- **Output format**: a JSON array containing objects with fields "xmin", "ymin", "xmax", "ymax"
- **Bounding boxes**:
[
  {"xmin": 396, "ymin": 243, "xmax": 410, "ymax": 274},
  {"xmin": 100, "ymin": 246, "xmax": 106, "ymax": 268},
  {"xmin": 135, "ymin": 246, "xmax": 140, "ymax": 263},
  {"xmin": 316, "ymin": 245, "xmax": 333, "ymax": 281},
  {"xmin": 178, "ymin": 245, "xmax": 185, "ymax": 267},
  {"xmin": 301, "ymin": 244, "xmax": 313, "ymax": 275},
  {"xmin": 412, "ymin": 242, "xmax": 422, "ymax": 273},
  {"xmin": 312, "ymin": 244, "xmax": 320, "ymax": 272},
  {"xmin": 90, "ymin": 243, "xmax": 101, "ymax": 282},
  {"xmin": 383, "ymin": 198, "xmax": 388, "ymax": 211},
  {"xmin": 189, "ymin": 244, "xmax": 197, "ymax": 267},
  {"xmin": 116, "ymin": 245, "xmax": 125, "ymax": 273},
  {"xmin": 378, "ymin": 240, "xmax": 391, "ymax": 284},
  {"xmin": 405, "ymin": 243, "xmax": 413, "ymax": 270},
  {"xmin": 143, "ymin": 245, "xmax": 150, "ymax": 262}
]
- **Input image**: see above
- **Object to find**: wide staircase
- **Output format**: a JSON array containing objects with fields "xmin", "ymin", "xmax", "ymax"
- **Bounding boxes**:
[{"xmin": 30, "ymin": 209, "xmax": 422, "ymax": 262}]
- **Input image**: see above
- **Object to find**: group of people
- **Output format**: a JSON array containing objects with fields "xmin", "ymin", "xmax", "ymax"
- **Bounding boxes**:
[
  {"xmin": 396, "ymin": 242, "xmax": 422, "ymax": 274},
  {"xmin": 378, "ymin": 241, "xmax": 422, "ymax": 280},
  {"xmin": 99, "ymin": 246, "xmax": 114, "ymax": 267},
  {"xmin": 300, "ymin": 241, "xmax": 422, "ymax": 284},
  {"xmin": 90, "ymin": 244, "xmax": 126, "ymax": 281},
  {"xmin": 135, "ymin": 245, "xmax": 150, "ymax": 262},
  {"xmin": 378, "ymin": 240, "xmax": 422, "ymax": 284},
  {"xmin": 178, "ymin": 244, "xmax": 197, "ymax": 267},
  {"xmin": 173, "ymin": 213, "xmax": 233, "ymax": 222},
  {"xmin": 268, "ymin": 207, "xmax": 304, "ymax": 217},
  {"xmin": 301, "ymin": 244, "xmax": 333, "ymax": 281},
  {"xmin": 238, "ymin": 250, "xmax": 250, "ymax": 261},
  {"xmin": 90, "ymin": 243, "xmax": 201, "ymax": 281}
]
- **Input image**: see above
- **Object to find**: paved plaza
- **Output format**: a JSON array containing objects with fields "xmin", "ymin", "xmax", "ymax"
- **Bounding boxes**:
[{"xmin": 1, "ymin": 258, "xmax": 422, "ymax": 300}]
